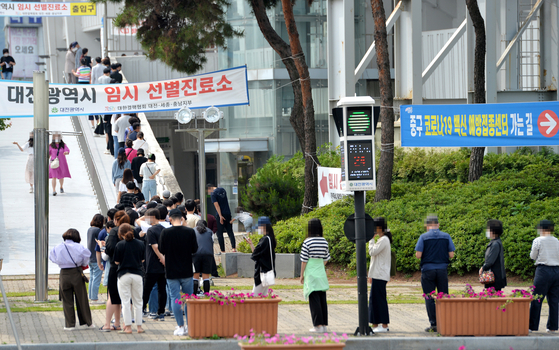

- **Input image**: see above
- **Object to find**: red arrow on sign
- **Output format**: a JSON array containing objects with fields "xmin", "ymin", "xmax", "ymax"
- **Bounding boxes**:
[{"xmin": 538, "ymin": 110, "xmax": 559, "ymax": 138}]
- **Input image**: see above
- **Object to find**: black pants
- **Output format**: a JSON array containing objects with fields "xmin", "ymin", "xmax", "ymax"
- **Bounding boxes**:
[
  {"xmin": 59, "ymin": 268, "xmax": 92, "ymax": 328},
  {"xmin": 217, "ymin": 214, "xmax": 235, "ymax": 252},
  {"xmin": 369, "ymin": 278, "xmax": 389, "ymax": 325},
  {"xmin": 142, "ymin": 272, "xmax": 167, "ymax": 315},
  {"xmin": 530, "ymin": 265, "xmax": 559, "ymax": 331},
  {"xmin": 105, "ymin": 123, "xmax": 113, "ymax": 154},
  {"xmin": 421, "ymin": 268, "xmax": 448, "ymax": 327},
  {"xmin": 308, "ymin": 291, "xmax": 328, "ymax": 327}
]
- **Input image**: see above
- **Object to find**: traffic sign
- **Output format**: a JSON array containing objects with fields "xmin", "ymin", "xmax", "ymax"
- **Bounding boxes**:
[
  {"xmin": 538, "ymin": 110, "xmax": 559, "ymax": 137},
  {"xmin": 343, "ymin": 214, "xmax": 375, "ymax": 243}
]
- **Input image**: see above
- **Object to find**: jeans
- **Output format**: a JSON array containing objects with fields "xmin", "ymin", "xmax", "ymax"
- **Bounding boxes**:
[
  {"xmin": 166, "ymin": 283, "xmax": 172, "ymax": 311},
  {"xmin": 3, "ymin": 72, "xmax": 12, "ymax": 80},
  {"xmin": 167, "ymin": 277, "xmax": 193, "ymax": 327},
  {"xmin": 103, "ymin": 260, "xmax": 109, "ymax": 286},
  {"xmin": 88, "ymin": 262, "xmax": 103, "ymax": 300},
  {"xmin": 148, "ymin": 284, "xmax": 158, "ymax": 313},
  {"xmin": 113, "ymin": 135, "xmax": 119, "ymax": 159},
  {"xmin": 421, "ymin": 268, "xmax": 449, "ymax": 327},
  {"xmin": 529, "ymin": 265, "xmax": 559, "ymax": 331},
  {"xmin": 243, "ymin": 218, "xmax": 254, "ymax": 233},
  {"xmin": 142, "ymin": 180, "xmax": 157, "ymax": 201},
  {"xmin": 217, "ymin": 214, "xmax": 236, "ymax": 252}
]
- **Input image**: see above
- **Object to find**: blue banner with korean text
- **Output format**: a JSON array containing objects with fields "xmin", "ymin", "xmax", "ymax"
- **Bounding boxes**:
[{"xmin": 400, "ymin": 102, "xmax": 559, "ymax": 147}]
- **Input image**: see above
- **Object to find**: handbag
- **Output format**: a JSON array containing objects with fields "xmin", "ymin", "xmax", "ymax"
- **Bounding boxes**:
[
  {"xmin": 260, "ymin": 236, "xmax": 275, "ymax": 288},
  {"xmin": 63, "ymin": 244, "xmax": 89, "ymax": 283},
  {"xmin": 479, "ymin": 269, "xmax": 495, "ymax": 284},
  {"xmin": 50, "ymin": 147, "xmax": 61, "ymax": 169}
]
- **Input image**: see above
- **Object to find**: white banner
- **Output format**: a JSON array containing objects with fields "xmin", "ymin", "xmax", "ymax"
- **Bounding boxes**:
[
  {"xmin": 9, "ymin": 27, "xmax": 38, "ymax": 79},
  {"xmin": 1, "ymin": 66, "xmax": 250, "ymax": 117},
  {"xmin": 0, "ymin": 2, "xmax": 96, "ymax": 17},
  {"xmin": 318, "ymin": 166, "xmax": 353, "ymax": 207}
]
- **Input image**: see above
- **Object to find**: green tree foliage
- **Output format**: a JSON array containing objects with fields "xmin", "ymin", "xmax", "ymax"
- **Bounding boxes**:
[
  {"xmin": 273, "ymin": 148, "xmax": 559, "ymax": 278},
  {"xmin": 104, "ymin": 0, "xmax": 242, "ymax": 74},
  {"xmin": 0, "ymin": 118, "xmax": 12, "ymax": 131}
]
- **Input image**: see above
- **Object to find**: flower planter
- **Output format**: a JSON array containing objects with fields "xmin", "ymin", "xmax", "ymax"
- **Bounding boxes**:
[
  {"xmin": 436, "ymin": 297, "xmax": 531, "ymax": 336},
  {"xmin": 186, "ymin": 298, "xmax": 281, "ymax": 339},
  {"xmin": 239, "ymin": 344, "xmax": 345, "ymax": 350}
]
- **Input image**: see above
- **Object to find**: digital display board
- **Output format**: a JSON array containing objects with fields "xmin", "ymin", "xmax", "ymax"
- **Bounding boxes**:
[
  {"xmin": 347, "ymin": 107, "xmax": 373, "ymax": 136},
  {"xmin": 347, "ymin": 140, "xmax": 374, "ymax": 180},
  {"xmin": 340, "ymin": 143, "xmax": 345, "ymax": 181}
]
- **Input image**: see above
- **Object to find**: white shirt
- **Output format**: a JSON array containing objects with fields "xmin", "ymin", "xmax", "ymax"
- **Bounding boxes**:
[
  {"xmin": 98, "ymin": 75, "xmax": 111, "ymax": 84},
  {"xmin": 133, "ymin": 139, "xmax": 150, "ymax": 155},
  {"xmin": 23, "ymin": 142, "xmax": 33, "ymax": 155},
  {"xmin": 90, "ymin": 63, "xmax": 104, "ymax": 84},
  {"xmin": 118, "ymin": 178, "xmax": 139, "ymax": 192},
  {"xmin": 140, "ymin": 162, "xmax": 158, "ymax": 180},
  {"xmin": 531, "ymin": 235, "xmax": 559, "ymax": 266},
  {"xmin": 115, "ymin": 115, "xmax": 131, "ymax": 142},
  {"xmin": 111, "ymin": 114, "xmax": 119, "ymax": 134}
]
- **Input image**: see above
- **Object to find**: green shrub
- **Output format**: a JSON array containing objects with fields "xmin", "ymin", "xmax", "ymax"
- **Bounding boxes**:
[{"xmin": 237, "ymin": 233, "xmax": 263, "ymax": 254}]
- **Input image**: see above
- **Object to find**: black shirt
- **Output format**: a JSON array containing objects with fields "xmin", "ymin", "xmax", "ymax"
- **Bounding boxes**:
[
  {"xmin": 158, "ymin": 225, "xmax": 198, "ymax": 279},
  {"xmin": 131, "ymin": 156, "xmax": 148, "ymax": 184},
  {"xmin": 120, "ymin": 192, "xmax": 136, "ymax": 209},
  {"xmin": 110, "ymin": 71, "xmax": 123, "ymax": 83},
  {"xmin": 105, "ymin": 226, "xmax": 122, "ymax": 267},
  {"xmin": 146, "ymin": 224, "xmax": 165, "ymax": 274},
  {"xmin": 1, "ymin": 56, "xmax": 15, "ymax": 73},
  {"xmin": 114, "ymin": 239, "xmax": 145, "ymax": 278}
]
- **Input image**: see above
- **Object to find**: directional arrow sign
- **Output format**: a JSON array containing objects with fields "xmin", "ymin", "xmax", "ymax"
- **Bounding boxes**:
[{"xmin": 538, "ymin": 110, "xmax": 559, "ymax": 138}]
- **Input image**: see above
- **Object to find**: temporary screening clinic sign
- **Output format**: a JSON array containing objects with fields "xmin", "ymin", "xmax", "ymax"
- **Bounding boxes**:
[
  {"xmin": 400, "ymin": 102, "xmax": 559, "ymax": 147},
  {"xmin": 0, "ymin": 66, "xmax": 250, "ymax": 117},
  {"xmin": 0, "ymin": 2, "xmax": 96, "ymax": 17}
]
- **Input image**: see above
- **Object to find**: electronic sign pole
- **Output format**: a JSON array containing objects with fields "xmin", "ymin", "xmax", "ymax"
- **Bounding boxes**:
[{"xmin": 335, "ymin": 96, "xmax": 376, "ymax": 336}]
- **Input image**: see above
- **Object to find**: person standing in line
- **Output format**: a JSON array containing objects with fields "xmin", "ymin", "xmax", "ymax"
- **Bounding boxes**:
[
  {"xmin": 103, "ymin": 112, "xmax": 114, "ymax": 156},
  {"xmin": 245, "ymin": 217, "xmax": 276, "ymax": 296},
  {"xmin": 49, "ymin": 133, "xmax": 71, "ymax": 196},
  {"xmin": 480, "ymin": 219, "xmax": 507, "ymax": 292},
  {"xmin": 99, "ymin": 211, "xmax": 129, "ymax": 331},
  {"xmin": 80, "ymin": 48, "xmax": 92, "ymax": 67},
  {"xmin": 13, "ymin": 132, "xmax": 34, "ymax": 193},
  {"xmin": 193, "ymin": 220, "xmax": 214, "ymax": 295},
  {"xmin": 300, "ymin": 218, "xmax": 330, "ymax": 333},
  {"xmin": 65, "ymin": 43, "xmax": 77, "ymax": 83},
  {"xmin": 114, "ymin": 223, "xmax": 145, "ymax": 334},
  {"xmin": 96, "ymin": 208, "xmax": 117, "ymax": 287},
  {"xmin": 158, "ymin": 209, "xmax": 198, "ymax": 336},
  {"xmin": 73, "ymin": 42, "xmax": 83, "ymax": 74},
  {"xmin": 119, "ymin": 182, "xmax": 139, "ymax": 209},
  {"xmin": 140, "ymin": 154, "xmax": 160, "ymax": 201},
  {"xmin": 110, "ymin": 63, "xmax": 123, "ymax": 83},
  {"xmin": 116, "ymin": 169, "xmax": 137, "ymax": 203},
  {"xmin": 415, "ymin": 215, "xmax": 455, "ymax": 333},
  {"xmin": 1, "ymin": 48, "xmax": 16, "ymax": 80},
  {"xmin": 124, "ymin": 116, "xmax": 139, "ymax": 141},
  {"xmin": 133, "ymin": 132, "xmax": 149, "ymax": 156},
  {"xmin": 131, "ymin": 148, "xmax": 147, "ymax": 191},
  {"xmin": 111, "ymin": 114, "xmax": 121, "ymax": 159},
  {"xmin": 231, "ymin": 207, "xmax": 254, "ymax": 233},
  {"xmin": 128, "ymin": 123, "xmax": 141, "ymax": 142},
  {"xmin": 91, "ymin": 57, "xmax": 104, "ymax": 84},
  {"xmin": 529, "ymin": 220, "xmax": 559, "ymax": 333},
  {"xmin": 141, "ymin": 208, "xmax": 168, "ymax": 321},
  {"xmin": 125, "ymin": 139, "xmax": 137, "ymax": 163},
  {"xmin": 112, "ymin": 148, "xmax": 131, "ymax": 196},
  {"xmin": 184, "ymin": 199, "xmax": 200, "ymax": 228},
  {"xmin": 73, "ymin": 58, "xmax": 91, "ymax": 84},
  {"xmin": 368, "ymin": 217, "xmax": 392, "ymax": 333},
  {"xmin": 49, "ymin": 229, "xmax": 95, "ymax": 330},
  {"xmin": 87, "ymin": 214, "xmax": 105, "ymax": 304},
  {"xmin": 114, "ymin": 113, "xmax": 132, "ymax": 150},
  {"xmin": 98, "ymin": 67, "xmax": 111, "ymax": 84},
  {"xmin": 211, "ymin": 187, "xmax": 236, "ymax": 254}
]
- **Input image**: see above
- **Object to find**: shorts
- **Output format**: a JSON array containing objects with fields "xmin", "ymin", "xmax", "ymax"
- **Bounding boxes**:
[
  {"xmin": 104, "ymin": 123, "xmax": 112, "ymax": 134},
  {"xmin": 193, "ymin": 254, "xmax": 213, "ymax": 275},
  {"xmin": 107, "ymin": 264, "xmax": 122, "ymax": 305}
]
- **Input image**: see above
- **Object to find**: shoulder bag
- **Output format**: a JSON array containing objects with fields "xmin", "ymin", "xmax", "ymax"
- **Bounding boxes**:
[
  {"xmin": 260, "ymin": 236, "xmax": 275, "ymax": 287},
  {"xmin": 63, "ymin": 244, "xmax": 89, "ymax": 283},
  {"xmin": 50, "ymin": 147, "xmax": 61, "ymax": 169}
]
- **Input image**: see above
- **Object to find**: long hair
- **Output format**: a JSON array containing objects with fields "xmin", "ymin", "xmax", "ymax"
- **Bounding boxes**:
[
  {"xmin": 307, "ymin": 218, "xmax": 323, "ymax": 238},
  {"xmin": 117, "ymin": 151, "xmax": 127, "ymax": 169},
  {"xmin": 264, "ymin": 223, "xmax": 276, "ymax": 248},
  {"xmin": 118, "ymin": 223, "xmax": 134, "ymax": 242},
  {"xmin": 28, "ymin": 132, "xmax": 33, "ymax": 147},
  {"xmin": 50, "ymin": 138, "xmax": 66, "ymax": 150},
  {"xmin": 113, "ymin": 210, "xmax": 130, "ymax": 226},
  {"xmin": 121, "ymin": 168, "xmax": 134, "ymax": 185},
  {"xmin": 374, "ymin": 217, "xmax": 393, "ymax": 244}
]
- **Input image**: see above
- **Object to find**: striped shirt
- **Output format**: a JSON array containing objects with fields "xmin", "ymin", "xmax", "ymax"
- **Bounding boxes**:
[
  {"xmin": 530, "ymin": 235, "xmax": 559, "ymax": 266},
  {"xmin": 76, "ymin": 65, "xmax": 91, "ymax": 83},
  {"xmin": 300, "ymin": 237, "xmax": 330, "ymax": 262}
]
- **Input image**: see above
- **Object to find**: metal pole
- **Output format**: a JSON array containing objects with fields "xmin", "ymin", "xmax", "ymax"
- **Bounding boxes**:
[
  {"xmin": 354, "ymin": 190, "xmax": 369, "ymax": 335},
  {"xmin": 33, "ymin": 71, "xmax": 49, "ymax": 302},
  {"xmin": 198, "ymin": 129, "xmax": 206, "ymax": 221},
  {"xmin": 103, "ymin": 3, "xmax": 108, "ymax": 58}
]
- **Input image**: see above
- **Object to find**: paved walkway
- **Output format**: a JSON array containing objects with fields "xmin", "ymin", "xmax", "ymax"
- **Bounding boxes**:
[{"xmin": 0, "ymin": 276, "xmax": 553, "ymax": 345}]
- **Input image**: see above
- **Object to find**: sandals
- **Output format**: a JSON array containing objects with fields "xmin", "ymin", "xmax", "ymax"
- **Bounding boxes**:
[
  {"xmin": 137, "ymin": 329, "xmax": 145, "ymax": 334},
  {"xmin": 118, "ymin": 330, "xmax": 133, "ymax": 334}
]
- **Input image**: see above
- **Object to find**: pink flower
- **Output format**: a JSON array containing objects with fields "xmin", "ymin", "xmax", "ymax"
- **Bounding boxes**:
[{"xmin": 459, "ymin": 346, "xmax": 466, "ymax": 350}]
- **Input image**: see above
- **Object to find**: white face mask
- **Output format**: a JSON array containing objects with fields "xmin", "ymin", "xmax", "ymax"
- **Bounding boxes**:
[
  {"xmin": 258, "ymin": 227, "xmax": 265, "ymax": 235},
  {"xmin": 71, "ymin": 47, "xmax": 77, "ymax": 52},
  {"xmin": 3, "ymin": 53, "xmax": 8, "ymax": 57},
  {"xmin": 485, "ymin": 230, "xmax": 491, "ymax": 239},
  {"xmin": 54, "ymin": 138, "xmax": 60, "ymax": 143}
]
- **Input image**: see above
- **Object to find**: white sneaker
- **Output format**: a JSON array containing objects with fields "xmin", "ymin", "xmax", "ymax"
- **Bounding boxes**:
[
  {"xmin": 373, "ymin": 326, "xmax": 389, "ymax": 333},
  {"xmin": 309, "ymin": 326, "xmax": 323, "ymax": 333},
  {"xmin": 547, "ymin": 329, "xmax": 557, "ymax": 333},
  {"xmin": 63, "ymin": 327, "xmax": 75, "ymax": 331},
  {"xmin": 83, "ymin": 324, "xmax": 96, "ymax": 330},
  {"xmin": 104, "ymin": 150, "xmax": 110, "ymax": 155},
  {"xmin": 29, "ymin": 187, "xmax": 33, "ymax": 193},
  {"xmin": 182, "ymin": 325, "xmax": 188, "ymax": 336},
  {"xmin": 173, "ymin": 326, "xmax": 184, "ymax": 336}
]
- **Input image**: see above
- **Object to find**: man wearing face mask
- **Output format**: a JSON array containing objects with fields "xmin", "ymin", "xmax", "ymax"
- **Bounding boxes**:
[
  {"xmin": 65, "ymin": 43, "xmax": 78, "ymax": 84},
  {"xmin": 415, "ymin": 215, "xmax": 455, "ymax": 333},
  {"xmin": 1, "ymin": 49, "xmax": 16, "ymax": 80}
]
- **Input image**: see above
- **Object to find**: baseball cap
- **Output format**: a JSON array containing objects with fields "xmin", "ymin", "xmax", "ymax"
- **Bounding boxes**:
[
  {"xmin": 424, "ymin": 214, "xmax": 439, "ymax": 225},
  {"xmin": 137, "ymin": 148, "xmax": 145, "ymax": 156},
  {"xmin": 169, "ymin": 208, "xmax": 182, "ymax": 219},
  {"xmin": 162, "ymin": 190, "xmax": 171, "ymax": 199},
  {"xmin": 118, "ymin": 147, "xmax": 125, "ymax": 154},
  {"xmin": 536, "ymin": 220, "xmax": 554, "ymax": 230},
  {"xmin": 70, "ymin": 41, "xmax": 78, "ymax": 48},
  {"xmin": 258, "ymin": 216, "xmax": 271, "ymax": 226}
]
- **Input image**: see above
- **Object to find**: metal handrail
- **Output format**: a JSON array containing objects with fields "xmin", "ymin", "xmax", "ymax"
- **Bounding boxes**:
[{"xmin": 0, "ymin": 259, "xmax": 22, "ymax": 350}]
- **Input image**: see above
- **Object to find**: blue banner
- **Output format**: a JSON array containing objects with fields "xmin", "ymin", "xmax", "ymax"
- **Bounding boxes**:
[{"xmin": 400, "ymin": 102, "xmax": 559, "ymax": 147}]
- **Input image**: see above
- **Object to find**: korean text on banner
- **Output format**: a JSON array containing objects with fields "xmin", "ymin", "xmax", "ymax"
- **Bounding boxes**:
[
  {"xmin": 318, "ymin": 166, "xmax": 353, "ymax": 207},
  {"xmin": 0, "ymin": 2, "xmax": 96, "ymax": 17},
  {"xmin": 400, "ymin": 102, "xmax": 559, "ymax": 147},
  {"xmin": 0, "ymin": 66, "xmax": 250, "ymax": 118}
]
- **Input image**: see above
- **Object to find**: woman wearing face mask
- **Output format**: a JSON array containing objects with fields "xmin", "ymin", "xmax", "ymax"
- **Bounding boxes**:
[
  {"xmin": 65, "ymin": 43, "xmax": 77, "ymax": 84},
  {"xmin": 479, "ymin": 219, "xmax": 506, "ymax": 291},
  {"xmin": 49, "ymin": 133, "xmax": 71, "ymax": 196},
  {"xmin": 13, "ymin": 132, "xmax": 34, "ymax": 193},
  {"xmin": 245, "ymin": 216, "xmax": 276, "ymax": 296}
]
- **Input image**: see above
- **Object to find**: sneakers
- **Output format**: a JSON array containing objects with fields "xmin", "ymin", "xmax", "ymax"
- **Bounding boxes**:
[
  {"xmin": 153, "ymin": 314, "xmax": 165, "ymax": 321},
  {"xmin": 83, "ymin": 324, "xmax": 96, "ymax": 330},
  {"xmin": 174, "ymin": 325, "xmax": 187, "ymax": 336},
  {"xmin": 547, "ymin": 329, "xmax": 557, "ymax": 333},
  {"xmin": 53, "ymin": 191, "xmax": 57, "ymax": 196},
  {"xmin": 104, "ymin": 150, "xmax": 110, "ymax": 155},
  {"xmin": 164, "ymin": 311, "xmax": 171, "ymax": 317},
  {"xmin": 309, "ymin": 326, "xmax": 324, "ymax": 333},
  {"xmin": 63, "ymin": 327, "xmax": 75, "ymax": 331},
  {"xmin": 425, "ymin": 326, "xmax": 437, "ymax": 333},
  {"xmin": 148, "ymin": 313, "xmax": 157, "ymax": 319},
  {"xmin": 29, "ymin": 187, "xmax": 33, "ymax": 193},
  {"xmin": 60, "ymin": 188, "xmax": 64, "ymax": 194},
  {"xmin": 373, "ymin": 326, "xmax": 389, "ymax": 333}
]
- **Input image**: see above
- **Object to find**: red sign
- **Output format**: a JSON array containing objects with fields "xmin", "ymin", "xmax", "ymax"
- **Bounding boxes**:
[{"xmin": 537, "ymin": 110, "xmax": 559, "ymax": 138}]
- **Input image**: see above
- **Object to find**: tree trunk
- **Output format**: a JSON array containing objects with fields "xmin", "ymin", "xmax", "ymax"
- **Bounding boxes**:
[
  {"xmin": 249, "ymin": 0, "xmax": 305, "ymax": 151},
  {"xmin": 371, "ymin": 0, "xmax": 394, "ymax": 203},
  {"xmin": 466, "ymin": 0, "xmax": 486, "ymax": 182},
  {"xmin": 280, "ymin": 0, "xmax": 319, "ymax": 214}
]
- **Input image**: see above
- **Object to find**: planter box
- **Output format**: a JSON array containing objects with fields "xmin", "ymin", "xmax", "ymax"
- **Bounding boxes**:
[
  {"xmin": 436, "ymin": 298, "xmax": 531, "ymax": 336},
  {"xmin": 239, "ymin": 344, "xmax": 345, "ymax": 350},
  {"xmin": 237, "ymin": 253, "xmax": 301, "ymax": 278},
  {"xmin": 186, "ymin": 298, "xmax": 281, "ymax": 339},
  {"xmin": 222, "ymin": 253, "xmax": 239, "ymax": 276}
]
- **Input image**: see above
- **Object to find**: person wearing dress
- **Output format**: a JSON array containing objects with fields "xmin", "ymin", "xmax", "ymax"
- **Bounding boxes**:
[
  {"xmin": 49, "ymin": 229, "xmax": 95, "ymax": 330},
  {"xmin": 245, "ymin": 216, "xmax": 276, "ymax": 296},
  {"xmin": 300, "ymin": 218, "xmax": 330, "ymax": 333},
  {"xmin": 49, "ymin": 133, "xmax": 71, "ymax": 196},
  {"xmin": 480, "ymin": 219, "xmax": 507, "ymax": 291},
  {"xmin": 368, "ymin": 217, "xmax": 392, "ymax": 333},
  {"xmin": 13, "ymin": 132, "xmax": 34, "ymax": 193}
]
